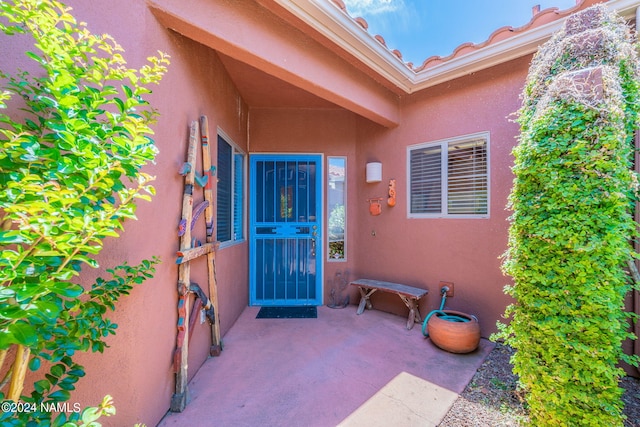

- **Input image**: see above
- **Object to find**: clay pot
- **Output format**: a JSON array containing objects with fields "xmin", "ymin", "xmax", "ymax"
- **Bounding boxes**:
[{"xmin": 427, "ymin": 310, "xmax": 480, "ymax": 354}]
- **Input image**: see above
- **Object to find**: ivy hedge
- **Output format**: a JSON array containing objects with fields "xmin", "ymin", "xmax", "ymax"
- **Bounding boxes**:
[{"xmin": 495, "ymin": 5, "xmax": 640, "ymax": 426}]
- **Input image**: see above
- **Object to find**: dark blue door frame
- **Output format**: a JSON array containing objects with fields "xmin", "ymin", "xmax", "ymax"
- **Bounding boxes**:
[{"xmin": 249, "ymin": 154, "xmax": 323, "ymax": 306}]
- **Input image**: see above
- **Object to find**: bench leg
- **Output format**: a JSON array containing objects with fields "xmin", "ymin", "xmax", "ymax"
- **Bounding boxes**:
[
  {"xmin": 413, "ymin": 305, "xmax": 423, "ymax": 323},
  {"xmin": 356, "ymin": 287, "xmax": 377, "ymax": 315},
  {"xmin": 399, "ymin": 295, "xmax": 421, "ymax": 330}
]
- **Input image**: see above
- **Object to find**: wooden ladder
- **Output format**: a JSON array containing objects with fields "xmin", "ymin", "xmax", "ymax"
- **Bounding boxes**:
[{"xmin": 171, "ymin": 116, "xmax": 222, "ymax": 412}]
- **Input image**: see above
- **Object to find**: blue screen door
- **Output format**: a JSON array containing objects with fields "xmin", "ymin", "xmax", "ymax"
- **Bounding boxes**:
[{"xmin": 250, "ymin": 155, "xmax": 322, "ymax": 306}]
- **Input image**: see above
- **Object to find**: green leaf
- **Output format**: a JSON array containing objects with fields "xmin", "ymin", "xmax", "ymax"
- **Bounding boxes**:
[
  {"xmin": 122, "ymin": 85, "xmax": 133, "ymax": 98},
  {"xmin": 15, "ymin": 283, "xmax": 44, "ymax": 301},
  {"xmin": 48, "ymin": 390, "xmax": 70, "ymax": 402},
  {"xmin": 80, "ymin": 406, "xmax": 102, "ymax": 424},
  {"xmin": 57, "ymin": 378, "xmax": 76, "ymax": 391},
  {"xmin": 50, "ymin": 363, "xmax": 65, "ymax": 378},
  {"xmin": 29, "ymin": 356, "xmax": 41, "ymax": 371},
  {"xmin": 0, "ymin": 230, "xmax": 26, "ymax": 244},
  {"xmin": 34, "ymin": 379, "xmax": 50, "ymax": 393},
  {"xmin": 51, "ymin": 412, "xmax": 69, "ymax": 427},
  {"xmin": 12, "ymin": 322, "xmax": 38, "ymax": 346},
  {"xmin": 25, "ymin": 51, "xmax": 44, "ymax": 64},
  {"xmin": 113, "ymin": 97, "xmax": 125, "ymax": 113},
  {"xmin": 0, "ymin": 331, "xmax": 15, "ymax": 348},
  {"xmin": 67, "ymin": 368, "xmax": 85, "ymax": 378},
  {"xmin": 51, "ymin": 283, "xmax": 83, "ymax": 298},
  {"xmin": 34, "ymin": 301, "xmax": 62, "ymax": 320}
]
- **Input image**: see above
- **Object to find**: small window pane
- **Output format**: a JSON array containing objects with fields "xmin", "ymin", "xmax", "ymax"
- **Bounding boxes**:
[
  {"xmin": 217, "ymin": 136, "xmax": 232, "ymax": 242},
  {"xmin": 447, "ymin": 139, "xmax": 487, "ymax": 215},
  {"xmin": 233, "ymin": 153, "xmax": 244, "ymax": 240},
  {"xmin": 410, "ymin": 146, "xmax": 442, "ymax": 214},
  {"xmin": 217, "ymin": 134, "xmax": 245, "ymax": 243},
  {"xmin": 327, "ymin": 157, "xmax": 346, "ymax": 261}
]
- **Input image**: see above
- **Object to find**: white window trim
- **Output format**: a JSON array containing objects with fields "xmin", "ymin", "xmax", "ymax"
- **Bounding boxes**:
[
  {"xmin": 407, "ymin": 131, "xmax": 490, "ymax": 219},
  {"xmin": 217, "ymin": 127, "xmax": 247, "ymax": 248}
]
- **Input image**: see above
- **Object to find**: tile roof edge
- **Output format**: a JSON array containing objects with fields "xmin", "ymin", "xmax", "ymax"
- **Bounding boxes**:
[{"xmin": 335, "ymin": 0, "xmax": 594, "ymax": 72}]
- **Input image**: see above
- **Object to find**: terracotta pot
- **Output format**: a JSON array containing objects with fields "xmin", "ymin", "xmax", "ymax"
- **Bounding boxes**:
[{"xmin": 427, "ymin": 310, "xmax": 480, "ymax": 354}]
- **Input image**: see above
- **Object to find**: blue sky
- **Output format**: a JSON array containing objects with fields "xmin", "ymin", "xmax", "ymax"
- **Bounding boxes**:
[{"xmin": 343, "ymin": 0, "xmax": 578, "ymax": 64}]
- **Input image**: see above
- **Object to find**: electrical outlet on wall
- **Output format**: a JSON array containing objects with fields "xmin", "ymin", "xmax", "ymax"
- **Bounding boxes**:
[{"xmin": 440, "ymin": 281, "xmax": 454, "ymax": 297}]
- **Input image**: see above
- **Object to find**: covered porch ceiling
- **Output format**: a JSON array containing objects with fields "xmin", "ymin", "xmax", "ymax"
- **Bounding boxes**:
[
  {"xmin": 148, "ymin": 0, "xmax": 402, "ymax": 127},
  {"xmin": 217, "ymin": 52, "xmax": 339, "ymax": 110}
]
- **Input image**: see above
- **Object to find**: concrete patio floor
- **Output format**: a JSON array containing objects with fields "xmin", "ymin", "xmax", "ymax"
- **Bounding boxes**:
[{"xmin": 158, "ymin": 305, "xmax": 494, "ymax": 427}]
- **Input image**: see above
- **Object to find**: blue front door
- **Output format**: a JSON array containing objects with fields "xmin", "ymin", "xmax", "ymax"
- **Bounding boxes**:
[{"xmin": 250, "ymin": 155, "xmax": 322, "ymax": 306}]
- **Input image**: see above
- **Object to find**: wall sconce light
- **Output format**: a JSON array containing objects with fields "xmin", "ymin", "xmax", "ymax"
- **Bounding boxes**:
[{"xmin": 366, "ymin": 162, "xmax": 382, "ymax": 183}]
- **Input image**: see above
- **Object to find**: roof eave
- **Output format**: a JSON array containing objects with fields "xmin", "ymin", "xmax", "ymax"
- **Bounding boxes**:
[
  {"xmin": 270, "ymin": 0, "xmax": 416, "ymax": 92},
  {"xmin": 410, "ymin": 20, "xmax": 564, "ymax": 93},
  {"xmin": 272, "ymin": 0, "xmax": 640, "ymax": 94},
  {"xmin": 413, "ymin": 0, "xmax": 639, "ymax": 92}
]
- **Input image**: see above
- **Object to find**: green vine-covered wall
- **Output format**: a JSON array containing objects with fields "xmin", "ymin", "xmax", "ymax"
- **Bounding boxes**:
[{"xmin": 495, "ymin": 5, "xmax": 640, "ymax": 425}]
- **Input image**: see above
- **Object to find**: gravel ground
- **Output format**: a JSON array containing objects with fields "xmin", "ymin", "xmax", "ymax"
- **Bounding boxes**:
[{"xmin": 439, "ymin": 343, "xmax": 640, "ymax": 426}]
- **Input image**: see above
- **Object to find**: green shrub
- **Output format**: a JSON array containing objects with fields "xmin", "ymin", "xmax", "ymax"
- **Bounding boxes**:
[
  {"xmin": 494, "ymin": 5, "xmax": 640, "ymax": 426},
  {"xmin": 0, "ymin": 0, "xmax": 168, "ymax": 424}
]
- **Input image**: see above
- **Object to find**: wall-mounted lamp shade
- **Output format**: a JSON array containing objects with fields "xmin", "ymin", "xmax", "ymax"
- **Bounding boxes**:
[{"xmin": 366, "ymin": 162, "xmax": 382, "ymax": 183}]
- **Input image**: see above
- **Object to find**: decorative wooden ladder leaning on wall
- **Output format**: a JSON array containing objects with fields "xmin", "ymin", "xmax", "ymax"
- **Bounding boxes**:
[{"xmin": 171, "ymin": 116, "xmax": 222, "ymax": 412}]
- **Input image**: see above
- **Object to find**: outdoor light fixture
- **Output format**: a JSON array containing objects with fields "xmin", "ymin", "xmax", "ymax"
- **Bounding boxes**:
[{"xmin": 365, "ymin": 162, "xmax": 382, "ymax": 183}]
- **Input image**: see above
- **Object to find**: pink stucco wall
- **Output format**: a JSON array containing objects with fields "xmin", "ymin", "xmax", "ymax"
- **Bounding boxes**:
[{"xmin": 352, "ymin": 56, "xmax": 530, "ymax": 336}]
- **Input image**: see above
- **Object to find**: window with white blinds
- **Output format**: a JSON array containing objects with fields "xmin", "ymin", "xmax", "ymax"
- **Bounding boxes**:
[
  {"xmin": 408, "ymin": 133, "xmax": 489, "ymax": 218},
  {"xmin": 217, "ymin": 132, "xmax": 245, "ymax": 244}
]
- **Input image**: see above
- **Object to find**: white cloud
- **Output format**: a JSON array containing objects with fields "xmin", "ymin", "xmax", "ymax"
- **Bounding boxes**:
[{"xmin": 343, "ymin": 0, "xmax": 404, "ymax": 16}]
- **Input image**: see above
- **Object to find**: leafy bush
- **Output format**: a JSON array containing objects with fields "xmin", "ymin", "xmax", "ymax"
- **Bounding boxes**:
[
  {"xmin": 0, "ymin": 0, "xmax": 168, "ymax": 424},
  {"xmin": 495, "ymin": 5, "xmax": 640, "ymax": 426},
  {"xmin": 328, "ymin": 204, "xmax": 345, "ymax": 240}
]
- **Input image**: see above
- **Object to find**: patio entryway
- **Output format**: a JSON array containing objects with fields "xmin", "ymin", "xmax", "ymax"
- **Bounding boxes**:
[
  {"xmin": 249, "ymin": 154, "xmax": 323, "ymax": 306},
  {"xmin": 158, "ymin": 306, "xmax": 493, "ymax": 427}
]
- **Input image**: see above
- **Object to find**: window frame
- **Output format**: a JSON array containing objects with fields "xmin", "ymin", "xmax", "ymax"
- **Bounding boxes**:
[
  {"xmin": 407, "ymin": 132, "xmax": 490, "ymax": 219},
  {"xmin": 217, "ymin": 128, "xmax": 246, "ymax": 247}
]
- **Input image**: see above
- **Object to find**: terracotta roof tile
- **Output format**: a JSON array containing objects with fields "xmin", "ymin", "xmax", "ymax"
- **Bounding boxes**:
[
  {"xmin": 330, "ymin": 0, "xmax": 346, "ymax": 12},
  {"xmin": 354, "ymin": 16, "xmax": 368, "ymax": 30},
  {"xmin": 333, "ymin": 0, "xmax": 597, "ymax": 73},
  {"xmin": 374, "ymin": 34, "xmax": 386, "ymax": 46}
]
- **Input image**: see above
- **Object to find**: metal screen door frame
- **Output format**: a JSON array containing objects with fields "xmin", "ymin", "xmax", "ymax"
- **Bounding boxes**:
[{"xmin": 249, "ymin": 154, "xmax": 323, "ymax": 306}]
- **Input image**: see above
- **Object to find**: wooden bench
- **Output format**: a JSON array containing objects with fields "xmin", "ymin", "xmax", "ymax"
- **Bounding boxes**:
[{"xmin": 350, "ymin": 279, "xmax": 428, "ymax": 330}]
